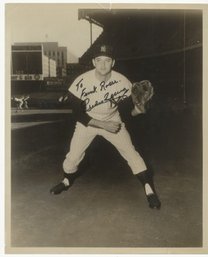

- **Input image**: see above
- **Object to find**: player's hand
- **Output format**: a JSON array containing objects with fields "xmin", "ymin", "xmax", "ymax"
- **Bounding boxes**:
[
  {"xmin": 88, "ymin": 119, "xmax": 121, "ymax": 133},
  {"xmin": 101, "ymin": 121, "xmax": 121, "ymax": 133}
]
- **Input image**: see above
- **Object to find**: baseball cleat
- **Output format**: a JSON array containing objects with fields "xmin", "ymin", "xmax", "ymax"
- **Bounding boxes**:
[
  {"xmin": 50, "ymin": 182, "xmax": 70, "ymax": 195},
  {"xmin": 147, "ymin": 193, "xmax": 161, "ymax": 209}
]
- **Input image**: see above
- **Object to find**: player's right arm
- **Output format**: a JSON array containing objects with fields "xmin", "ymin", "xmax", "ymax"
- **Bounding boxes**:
[
  {"xmin": 67, "ymin": 90, "xmax": 120, "ymax": 133},
  {"xmin": 67, "ymin": 75, "xmax": 92, "ymax": 126},
  {"xmin": 88, "ymin": 119, "xmax": 121, "ymax": 133},
  {"xmin": 67, "ymin": 92, "xmax": 92, "ymax": 126}
]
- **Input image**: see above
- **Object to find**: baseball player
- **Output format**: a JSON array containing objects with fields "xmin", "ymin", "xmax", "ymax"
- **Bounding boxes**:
[
  {"xmin": 23, "ymin": 95, "xmax": 30, "ymax": 109},
  {"xmin": 50, "ymin": 44, "xmax": 161, "ymax": 209},
  {"xmin": 12, "ymin": 95, "xmax": 24, "ymax": 112}
]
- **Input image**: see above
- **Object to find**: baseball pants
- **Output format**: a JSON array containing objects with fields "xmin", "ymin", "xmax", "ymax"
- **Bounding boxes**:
[{"xmin": 63, "ymin": 121, "xmax": 147, "ymax": 175}]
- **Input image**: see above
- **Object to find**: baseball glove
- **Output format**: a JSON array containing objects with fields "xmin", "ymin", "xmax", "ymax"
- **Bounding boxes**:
[{"xmin": 131, "ymin": 80, "xmax": 154, "ymax": 116}]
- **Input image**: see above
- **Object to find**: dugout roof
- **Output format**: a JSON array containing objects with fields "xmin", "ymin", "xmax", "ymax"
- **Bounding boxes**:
[{"xmin": 78, "ymin": 9, "xmax": 202, "ymax": 62}]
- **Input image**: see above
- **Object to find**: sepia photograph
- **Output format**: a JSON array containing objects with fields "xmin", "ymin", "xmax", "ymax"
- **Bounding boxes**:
[{"xmin": 4, "ymin": 2, "xmax": 208, "ymax": 254}]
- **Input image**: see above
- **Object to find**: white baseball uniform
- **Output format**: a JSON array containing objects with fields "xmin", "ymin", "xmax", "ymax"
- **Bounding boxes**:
[
  {"xmin": 63, "ymin": 68, "xmax": 147, "ymax": 175},
  {"xmin": 14, "ymin": 96, "xmax": 24, "ymax": 110}
]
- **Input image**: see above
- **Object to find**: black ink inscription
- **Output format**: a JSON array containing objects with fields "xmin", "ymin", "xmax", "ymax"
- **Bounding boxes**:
[
  {"xmin": 81, "ymin": 85, "xmax": 97, "ymax": 98},
  {"xmin": 100, "ymin": 80, "xmax": 118, "ymax": 91},
  {"xmin": 104, "ymin": 88, "xmax": 129, "ymax": 107},
  {"xmin": 83, "ymin": 88, "xmax": 129, "ymax": 111},
  {"xmin": 75, "ymin": 78, "xmax": 84, "ymax": 91}
]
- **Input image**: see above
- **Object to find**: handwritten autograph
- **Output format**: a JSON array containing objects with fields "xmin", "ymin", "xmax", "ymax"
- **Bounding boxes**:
[
  {"xmin": 76, "ymin": 78, "xmax": 128, "ymax": 112},
  {"xmin": 82, "ymin": 88, "xmax": 129, "ymax": 112},
  {"xmin": 80, "ymin": 86, "xmax": 97, "ymax": 98},
  {"xmin": 100, "ymin": 80, "xmax": 119, "ymax": 91},
  {"xmin": 76, "ymin": 79, "xmax": 120, "ymax": 96}
]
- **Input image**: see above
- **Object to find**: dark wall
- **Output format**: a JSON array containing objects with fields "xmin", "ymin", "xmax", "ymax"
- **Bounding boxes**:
[
  {"xmin": 11, "ymin": 81, "xmax": 45, "ymax": 95},
  {"xmin": 115, "ymin": 47, "xmax": 202, "ymax": 107}
]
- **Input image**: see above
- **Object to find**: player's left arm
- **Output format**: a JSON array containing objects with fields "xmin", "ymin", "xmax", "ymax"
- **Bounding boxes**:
[{"xmin": 117, "ymin": 78, "xmax": 134, "ymax": 118}]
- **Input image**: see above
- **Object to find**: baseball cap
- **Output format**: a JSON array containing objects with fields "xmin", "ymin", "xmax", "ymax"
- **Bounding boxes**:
[{"xmin": 93, "ymin": 44, "xmax": 114, "ymax": 59}]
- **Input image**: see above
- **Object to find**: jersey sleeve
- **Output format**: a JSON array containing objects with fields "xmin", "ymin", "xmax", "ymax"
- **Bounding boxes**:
[
  {"xmin": 67, "ymin": 74, "xmax": 91, "ymax": 126},
  {"xmin": 117, "ymin": 75, "xmax": 134, "ymax": 119},
  {"xmin": 124, "ymin": 77, "xmax": 133, "ymax": 97},
  {"xmin": 68, "ymin": 75, "xmax": 84, "ymax": 99},
  {"xmin": 68, "ymin": 91, "xmax": 92, "ymax": 126},
  {"xmin": 117, "ymin": 74, "xmax": 132, "ymax": 100}
]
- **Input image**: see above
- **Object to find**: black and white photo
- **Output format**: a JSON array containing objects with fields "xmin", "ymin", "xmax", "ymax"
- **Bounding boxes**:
[{"xmin": 5, "ymin": 2, "xmax": 208, "ymax": 254}]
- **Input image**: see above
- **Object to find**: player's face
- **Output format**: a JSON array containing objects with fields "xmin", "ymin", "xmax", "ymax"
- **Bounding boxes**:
[{"xmin": 92, "ymin": 56, "xmax": 115, "ymax": 76}]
